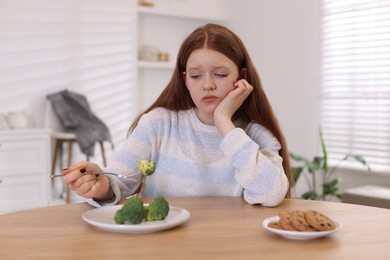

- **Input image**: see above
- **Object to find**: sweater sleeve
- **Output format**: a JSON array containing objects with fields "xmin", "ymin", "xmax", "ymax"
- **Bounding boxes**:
[
  {"xmin": 220, "ymin": 127, "xmax": 288, "ymax": 207},
  {"xmin": 85, "ymin": 175, "xmax": 124, "ymax": 207},
  {"xmin": 85, "ymin": 111, "xmax": 157, "ymax": 207}
]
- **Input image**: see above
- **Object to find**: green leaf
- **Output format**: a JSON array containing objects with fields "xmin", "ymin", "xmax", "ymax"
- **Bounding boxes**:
[
  {"xmin": 324, "ymin": 186, "xmax": 338, "ymax": 196},
  {"xmin": 350, "ymin": 154, "xmax": 371, "ymax": 172},
  {"xmin": 322, "ymin": 178, "xmax": 340, "ymax": 195},
  {"xmin": 319, "ymin": 128, "xmax": 328, "ymax": 173},
  {"xmin": 307, "ymin": 158, "xmax": 322, "ymax": 173},
  {"xmin": 326, "ymin": 178, "xmax": 339, "ymax": 186},
  {"xmin": 313, "ymin": 156, "xmax": 324, "ymax": 170},
  {"xmin": 302, "ymin": 191, "xmax": 320, "ymax": 200},
  {"xmin": 292, "ymin": 167, "xmax": 303, "ymax": 183}
]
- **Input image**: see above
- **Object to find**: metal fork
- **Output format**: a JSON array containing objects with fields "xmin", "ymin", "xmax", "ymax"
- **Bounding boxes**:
[{"xmin": 50, "ymin": 171, "xmax": 134, "ymax": 179}]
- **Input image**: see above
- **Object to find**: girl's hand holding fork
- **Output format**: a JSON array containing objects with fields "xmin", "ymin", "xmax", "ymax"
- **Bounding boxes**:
[{"xmin": 62, "ymin": 161, "xmax": 113, "ymax": 201}]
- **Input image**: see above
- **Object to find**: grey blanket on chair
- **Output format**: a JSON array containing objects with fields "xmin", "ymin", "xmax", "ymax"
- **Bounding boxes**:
[{"xmin": 47, "ymin": 90, "xmax": 113, "ymax": 156}]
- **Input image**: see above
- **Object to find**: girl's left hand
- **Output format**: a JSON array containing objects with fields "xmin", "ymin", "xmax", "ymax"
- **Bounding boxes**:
[{"xmin": 214, "ymin": 79, "xmax": 253, "ymax": 135}]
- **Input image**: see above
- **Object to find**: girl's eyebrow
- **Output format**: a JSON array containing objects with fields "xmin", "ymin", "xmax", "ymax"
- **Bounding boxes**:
[
  {"xmin": 187, "ymin": 67, "xmax": 199, "ymax": 71},
  {"xmin": 187, "ymin": 65, "xmax": 228, "ymax": 71}
]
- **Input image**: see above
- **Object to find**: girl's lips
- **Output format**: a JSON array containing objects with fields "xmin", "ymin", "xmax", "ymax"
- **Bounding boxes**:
[{"xmin": 202, "ymin": 95, "xmax": 217, "ymax": 102}]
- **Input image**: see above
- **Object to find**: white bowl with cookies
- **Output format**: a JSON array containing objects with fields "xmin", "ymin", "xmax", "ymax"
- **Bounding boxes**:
[{"xmin": 262, "ymin": 210, "xmax": 342, "ymax": 240}]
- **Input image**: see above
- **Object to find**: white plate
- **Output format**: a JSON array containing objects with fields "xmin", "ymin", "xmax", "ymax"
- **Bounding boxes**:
[
  {"xmin": 262, "ymin": 216, "xmax": 342, "ymax": 240},
  {"xmin": 82, "ymin": 205, "xmax": 190, "ymax": 234}
]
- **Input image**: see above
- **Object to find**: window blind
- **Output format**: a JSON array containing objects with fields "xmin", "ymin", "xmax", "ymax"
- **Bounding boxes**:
[
  {"xmin": 0, "ymin": 0, "xmax": 137, "ymax": 163},
  {"xmin": 321, "ymin": 0, "xmax": 390, "ymax": 172}
]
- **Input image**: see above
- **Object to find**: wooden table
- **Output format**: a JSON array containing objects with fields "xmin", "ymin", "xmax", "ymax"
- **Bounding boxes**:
[{"xmin": 1, "ymin": 196, "xmax": 389, "ymax": 259}]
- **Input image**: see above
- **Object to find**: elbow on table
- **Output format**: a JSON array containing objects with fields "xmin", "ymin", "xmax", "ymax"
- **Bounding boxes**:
[
  {"xmin": 244, "ymin": 194, "xmax": 285, "ymax": 207},
  {"xmin": 243, "ymin": 181, "xmax": 289, "ymax": 207}
]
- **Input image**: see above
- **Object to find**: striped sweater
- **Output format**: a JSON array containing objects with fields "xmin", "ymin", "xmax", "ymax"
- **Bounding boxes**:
[{"xmin": 89, "ymin": 107, "xmax": 288, "ymax": 207}]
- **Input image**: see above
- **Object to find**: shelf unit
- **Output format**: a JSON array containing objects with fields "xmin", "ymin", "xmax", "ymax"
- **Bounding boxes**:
[{"xmin": 135, "ymin": 0, "xmax": 228, "ymax": 111}]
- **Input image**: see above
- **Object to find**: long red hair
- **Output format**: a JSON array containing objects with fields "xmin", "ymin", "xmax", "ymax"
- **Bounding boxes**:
[{"xmin": 130, "ymin": 23, "xmax": 292, "ymax": 197}]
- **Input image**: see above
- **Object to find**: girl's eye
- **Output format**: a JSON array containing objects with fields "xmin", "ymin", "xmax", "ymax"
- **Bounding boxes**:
[
  {"xmin": 190, "ymin": 75, "xmax": 201, "ymax": 79},
  {"xmin": 215, "ymin": 73, "xmax": 228, "ymax": 77}
]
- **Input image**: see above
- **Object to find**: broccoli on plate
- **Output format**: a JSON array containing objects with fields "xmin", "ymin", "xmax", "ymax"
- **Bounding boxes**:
[
  {"xmin": 114, "ymin": 196, "xmax": 170, "ymax": 225},
  {"xmin": 144, "ymin": 195, "xmax": 170, "ymax": 221},
  {"xmin": 114, "ymin": 196, "xmax": 144, "ymax": 224}
]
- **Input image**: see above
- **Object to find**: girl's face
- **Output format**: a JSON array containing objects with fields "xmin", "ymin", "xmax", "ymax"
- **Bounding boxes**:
[{"xmin": 184, "ymin": 48, "xmax": 239, "ymax": 125}]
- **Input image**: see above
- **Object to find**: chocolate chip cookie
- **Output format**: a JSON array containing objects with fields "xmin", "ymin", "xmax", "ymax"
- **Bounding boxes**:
[
  {"xmin": 305, "ymin": 210, "xmax": 336, "ymax": 231},
  {"xmin": 279, "ymin": 211, "xmax": 299, "ymax": 231},
  {"xmin": 291, "ymin": 210, "xmax": 317, "ymax": 231}
]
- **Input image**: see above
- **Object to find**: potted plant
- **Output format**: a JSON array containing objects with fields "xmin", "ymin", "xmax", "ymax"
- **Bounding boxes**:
[{"xmin": 290, "ymin": 129, "xmax": 371, "ymax": 201}]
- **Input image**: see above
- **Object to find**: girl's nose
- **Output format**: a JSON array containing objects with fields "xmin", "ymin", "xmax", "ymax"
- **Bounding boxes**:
[{"xmin": 203, "ymin": 77, "xmax": 216, "ymax": 91}]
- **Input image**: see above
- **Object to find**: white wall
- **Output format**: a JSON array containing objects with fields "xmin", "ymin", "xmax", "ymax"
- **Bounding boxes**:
[{"xmin": 227, "ymin": 0, "xmax": 321, "ymax": 157}]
